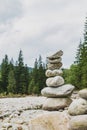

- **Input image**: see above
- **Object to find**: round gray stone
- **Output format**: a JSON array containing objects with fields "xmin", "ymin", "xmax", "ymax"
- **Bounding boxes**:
[
  {"xmin": 45, "ymin": 69, "xmax": 63, "ymax": 77},
  {"xmin": 47, "ymin": 62, "xmax": 62, "ymax": 70},
  {"xmin": 68, "ymin": 98, "xmax": 87, "ymax": 116},
  {"xmin": 69, "ymin": 115, "xmax": 87, "ymax": 130},
  {"xmin": 79, "ymin": 89, "xmax": 87, "ymax": 99},
  {"xmin": 46, "ymin": 76, "xmax": 64, "ymax": 87}
]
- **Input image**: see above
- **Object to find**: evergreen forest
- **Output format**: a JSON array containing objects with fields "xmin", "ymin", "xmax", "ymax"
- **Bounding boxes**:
[
  {"xmin": 0, "ymin": 17, "xmax": 87, "ymax": 95},
  {"xmin": 63, "ymin": 17, "xmax": 87, "ymax": 89},
  {"xmin": 0, "ymin": 50, "xmax": 46, "ymax": 95}
]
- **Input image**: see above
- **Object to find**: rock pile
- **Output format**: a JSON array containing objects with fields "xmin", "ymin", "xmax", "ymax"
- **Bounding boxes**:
[
  {"xmin": 41, "ymin": 50, "xmax": 75, "ymax": 111},
  {"xmin": 68, "ymin": 88, "xmax": 87, "ymax": 130}
]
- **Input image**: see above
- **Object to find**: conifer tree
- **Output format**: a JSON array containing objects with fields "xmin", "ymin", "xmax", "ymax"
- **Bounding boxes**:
[
  {"xmin": 15, "ymin": 50, "xmax": 26, "ymax": 94},
  {"xmin": 7, "ymin": 69, "xmax": 16, "ymax": 94},
  {"xmin": 75, "ymin": 17, "xmax": 87, "ymax": 88},
  {"xmin": 38, "ymin": 55, "xmax": 46, "ymax": 92},
  {"xmin": 1, "ymin": 55, "xmax": 9, "ymax": 92}
]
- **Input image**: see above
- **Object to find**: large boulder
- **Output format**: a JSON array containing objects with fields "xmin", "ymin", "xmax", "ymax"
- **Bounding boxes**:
[
  {"xmin": 28, "ymin": 111, "xmax": 70, "ymax": 130},
  {"xmin": 79, "ymin": 88, "xmax": 87, "ymax": 99},
  {"xmin": 42, "ymin": 98, "xmax": 72, "ymax": 111},
  {"xmin": 45, "ymin": 69, "xmax": 63, "ymax": 77},
  {"xmin": 68, "ymin": 98, "xmax": 87, "ymax": 116},
  {"xmin": 69, "ymin": 115, "xmax": 87, "ymax": 130},
  {"xmin": 41, "ymin": 84, "xmax": 75, "ymax": 98},
  {"xmin": 46, "ymin": 76, "xmax": 64, "ymax": 87}
]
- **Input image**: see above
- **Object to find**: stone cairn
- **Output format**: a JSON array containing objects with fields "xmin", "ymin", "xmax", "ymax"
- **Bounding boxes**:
[
  {"xmin": 68, "ymin": 88, "xmax": 87, "ymax": 130},
  {"xmin": 41, "ymin": 50, "xmax": 75, "ymax": 111}
]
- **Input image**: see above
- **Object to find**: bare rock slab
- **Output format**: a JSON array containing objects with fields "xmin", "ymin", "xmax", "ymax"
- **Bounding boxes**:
[
  {"xmin": 69, "ymin": 115, "xmax": 87, "ymax": 130},
  {"xmin": 41, "ymin": 84, "xmax": 75, "ymax": 98},
  {"xmin": 42, "ymin": 98, "xmax": 72, "ymax": 111},
  {"xmin": 68, "ymin": 98, "xmax": 87, "ymax": 116},
  {"xmin": 46, "ymin": 76, "xmax": 64, "ymax": 87},
  {"xmin": 28, "ymin": 111, "xmax": 70, "ymax": 130},
  {"xmin": 45, "ymin": 69, "xmax": 63, "ymax": 77},
  {"xmin": 79, "ymin": 88, "xmax": 87, "ymax": 99}
]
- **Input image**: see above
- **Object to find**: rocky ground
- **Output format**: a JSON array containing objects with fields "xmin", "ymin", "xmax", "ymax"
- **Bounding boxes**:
[
  {"xmin": 0, "ymin": 96, "xmax": 49, "ymax": 130},
  {"xmin": 0, "ymin": 92, "xmax": 79, "ymax": 130}
]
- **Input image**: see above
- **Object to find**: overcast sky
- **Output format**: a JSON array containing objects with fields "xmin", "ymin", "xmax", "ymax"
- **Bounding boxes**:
[{"xmin": 0, "ymin": 0, "xmax": 87, "ymax": 68}]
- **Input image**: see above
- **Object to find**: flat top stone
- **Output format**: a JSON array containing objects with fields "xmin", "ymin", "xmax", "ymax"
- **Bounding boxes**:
[{"xmin": 47, "ymin": 50, "xmax": 63, "ymax": 60}]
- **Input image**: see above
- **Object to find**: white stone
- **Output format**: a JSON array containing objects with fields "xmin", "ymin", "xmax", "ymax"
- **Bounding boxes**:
[
  {"xmin": 68, "ymin": 98, "xmax": 87, "ymax": 116},
  {"xmin": 45, "ymin": 69, "xmax": 63, "ymax": 77},
  {"xmin": 42, "ymin": 98, "xmax": 72, "ymax": 111},
  {"xmin": 28, "ymin": 111, "xmax": 70, "ymax": 130},
  {"xmin": 46, "ymin": 76, "xmax": 64, "ymax": 87},
  {"xmin": 79, "ymin": 88, "xmax": 87, "ymax": 99},
  {"xmin": 47, "ymin": 62, "xmax": 62, "ymax": 70},
  {"xmin": 2, "ymin": 123, "xmax": 12, "ymax": 128},
  {"xmin": 47, "ymin": 57, "xmax": 62, "ymax": 64},
  {"xmin": 69, "ymin": 115, "xmax": 87, "ymax": 130},
  {"xmin": 41, "ymin": 84, "xmax": 75, "ymax": 98},
  {"xmin": 47, "ymin": 50, "xmax": 63, "ymax": 59}
]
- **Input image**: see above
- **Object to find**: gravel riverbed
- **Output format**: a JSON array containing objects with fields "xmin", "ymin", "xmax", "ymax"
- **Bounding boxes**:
[
  {"xmin": 0, "ymin": 92, "xmax": 79, "ymax": 130},
  {"xmin": 0, "ymin": 96, "xmax": 49, "ymax": 130}
]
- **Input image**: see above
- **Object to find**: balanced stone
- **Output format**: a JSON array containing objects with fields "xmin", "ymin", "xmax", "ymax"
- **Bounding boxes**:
[
  {"xmin": 79, "ymin": 88, "xmax": 87, "ymax": 99},
  {"xmin": 47, "ymin": 57, "xmax": 62, "ymax": 64},
  {"xmin": 47, "ymin": 62, "xmax": 62, "ymax": 70},
  {"xmin": 47, "ymin": 50, "xmax": 63, "ymax": 60},
  {"xmin": 46, "ymin": 76, "xmax": 64, "ymax": 87},
  {"xmin": 41, "ymin": 84, "xmax": 75, "ymax": 98},
  {"xmin": 45, "ymin": 69, "xmax": 63, "ymax": 77},
  {"xmin": 68, "ymin": 98, "xmax": 87, "ymax": 116},
  {"xmin": 69, "ymin": 115, "xmax": 87, "ymax": 130},
  {"xmin": 42, "ymin": 98, "xmax": 72, "ymax": 111}
]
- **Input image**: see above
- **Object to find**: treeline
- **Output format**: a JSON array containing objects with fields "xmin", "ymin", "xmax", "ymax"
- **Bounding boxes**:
[
  {"xmin": 0, "ymin": 17, "xmax": 87, "ymax": 94},
  {"xmin": 63, "ymin": 17, "xmax": 87, "ymax": 90},
  {"xmin": 0, "ymin": 50, "xmax": 46, "ymax": 95}
]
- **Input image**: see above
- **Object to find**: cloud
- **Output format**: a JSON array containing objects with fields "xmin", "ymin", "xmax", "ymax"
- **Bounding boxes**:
[
  {"xmin": 0, "ymin": 0, "xmax": 22, "ymax": 23},
  {"xmin": 0, "ymin": 0, "xmax": 87, "ymax": 68}
]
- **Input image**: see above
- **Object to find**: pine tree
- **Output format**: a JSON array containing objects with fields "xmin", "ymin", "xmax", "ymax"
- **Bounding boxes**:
[
  {"xmin": 38, "ymin": 56, "xmax": 46, "ymax": 92},
  {"xmin": 75, "ymin": 17, "xmax": 87, "ymax": 89},
  {"xmin": 24, "ymin": 64, "xmax": 30, "ymax": 94},
  {"xmin": 16, "ymin": 50, "xmax": 25, "ymax": 94},
  {"xmin": 15, "ymin": 50, "xmax": 29, "ymax": 94},
  {"xmin": 28, "ymin": 55, "xmax": 46, "ymax": 94},
  {"xmin": 1, "ymin": 55, "xmax": 9, "ymax": 92},
  {"xmin": 7, "ymin": 69, "xmax": 16, "ymax": 94}
]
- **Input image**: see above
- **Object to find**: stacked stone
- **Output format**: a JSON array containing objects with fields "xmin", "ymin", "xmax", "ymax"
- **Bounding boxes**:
[
  {"xmin": 68, "ymin": 89, "xmax": 87, "ymax": 130},
  {"xmin": 41, "ymin": 50, "xmax": 75, "ymax": 111}
]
